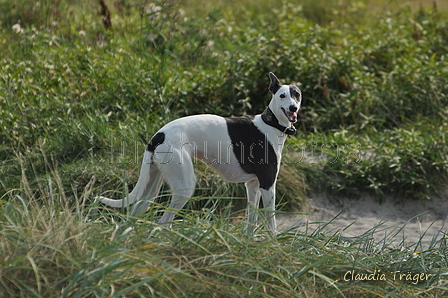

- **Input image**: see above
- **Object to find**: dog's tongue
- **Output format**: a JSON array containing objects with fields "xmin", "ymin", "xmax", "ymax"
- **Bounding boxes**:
[{"xmin": 286, "ymin": 111, "xmax": 297, "ymax": 122}]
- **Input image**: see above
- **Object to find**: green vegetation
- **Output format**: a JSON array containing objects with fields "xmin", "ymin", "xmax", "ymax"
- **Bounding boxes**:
[
  {"xmin": 0, "ymin": 0, "xmax": 447, "ymax": 296},
  {"xmin": 1, "ymin": 178, "xmax": 447, "ymax": 297}
]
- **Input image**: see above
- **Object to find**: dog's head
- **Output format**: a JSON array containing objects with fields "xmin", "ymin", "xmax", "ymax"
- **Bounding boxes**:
[{"xmin": 268, "ymin": 72, "xmax": 301, "ymax": 123}]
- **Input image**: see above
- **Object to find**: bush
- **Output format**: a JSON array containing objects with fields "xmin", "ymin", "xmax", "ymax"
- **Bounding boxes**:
[
  {"xmin": 0, "ymin": 0, "xmax": 447, "ymax": 207},
  {"xmin": 307, "ymin": 123, "xmax": 448, "ymax": 200}
]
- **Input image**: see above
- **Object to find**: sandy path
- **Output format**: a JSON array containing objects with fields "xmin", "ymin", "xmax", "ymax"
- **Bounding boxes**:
[{"xmin": 277, "ymin": 190, "xmax": 448, "ymax": 248}]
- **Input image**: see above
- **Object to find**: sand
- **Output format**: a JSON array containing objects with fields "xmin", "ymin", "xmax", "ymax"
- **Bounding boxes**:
[{"xmin": 277, "ymin": 189, "xmax": 448, "ymax": 249}]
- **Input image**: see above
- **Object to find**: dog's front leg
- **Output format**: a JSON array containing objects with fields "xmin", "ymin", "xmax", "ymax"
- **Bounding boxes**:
[
  {"xmin": 245, "ymin": 179, "xmax": 261, "ymax": 233},
  {"xmin": 260, "ymin": 186, "xmax": 277, "ymax": 234}
]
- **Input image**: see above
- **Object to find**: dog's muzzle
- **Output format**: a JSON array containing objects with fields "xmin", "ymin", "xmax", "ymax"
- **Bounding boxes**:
[{"xmin": 282, "ymin": 105, "xmax": 298, "ymax": 123}]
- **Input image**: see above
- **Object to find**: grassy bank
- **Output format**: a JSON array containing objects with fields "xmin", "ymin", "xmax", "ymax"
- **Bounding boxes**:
[
  {"xmin": 0, "ymin": 167, "xmax": 447, "ymax": 297},
  {"xmin": 0, "ymin": 0, "xmax": 447, "ymax": 296}
]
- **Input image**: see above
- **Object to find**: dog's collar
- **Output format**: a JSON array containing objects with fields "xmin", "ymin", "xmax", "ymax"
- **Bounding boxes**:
[{"xmin": 261, "ymin": 107, "xmax": 296, "ymax": 136}]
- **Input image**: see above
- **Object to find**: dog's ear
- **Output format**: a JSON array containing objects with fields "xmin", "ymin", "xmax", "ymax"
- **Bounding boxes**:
[{"xmin": 268, "ymin": 72, "xmax": 282, "ymax": 95}]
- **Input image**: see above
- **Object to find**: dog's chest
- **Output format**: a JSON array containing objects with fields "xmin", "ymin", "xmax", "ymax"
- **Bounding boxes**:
[{"xmin": 224, "ymin": 116, "xmax": 284, "ymax": 190}]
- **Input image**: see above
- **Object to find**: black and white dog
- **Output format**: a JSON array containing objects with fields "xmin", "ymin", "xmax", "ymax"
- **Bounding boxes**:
[{"xmin": 97, "ymin": 72, "xmax": 302, "ymax": 233}]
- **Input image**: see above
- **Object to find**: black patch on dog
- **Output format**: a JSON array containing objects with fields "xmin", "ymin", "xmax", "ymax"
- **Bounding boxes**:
[
  {"xmin": 225, "ymin": 116, "xmax": 278, "ymax": 190},
  {"xmin": 289, "ymin": 85, "xmax": 301, "ymax": 102},
  {"xmin": 146, "ymin": 132, "xmax": 165, "ymax": 152}
]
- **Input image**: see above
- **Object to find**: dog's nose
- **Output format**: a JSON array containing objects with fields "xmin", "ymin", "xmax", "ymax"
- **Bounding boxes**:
[{"xmin": 289, "ymin": 105, "xmax": 298, "ymax": 112}]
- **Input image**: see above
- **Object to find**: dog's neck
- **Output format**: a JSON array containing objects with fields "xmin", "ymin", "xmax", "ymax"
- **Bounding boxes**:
[{"xmin": 261, "ymin": 107, "xmax": 296, "ymax": 136}]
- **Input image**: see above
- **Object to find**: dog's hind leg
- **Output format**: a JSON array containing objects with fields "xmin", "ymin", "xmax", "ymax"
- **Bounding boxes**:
[
  {"xmin": 245, "ymin": 179, "xmax": 261, "ymax": 233},
  {"xmin": 157, "ymin": 150, "xmax": 196, "ymax": 227},
  {"xmin": 131, "ymin": 163, "xmax": 164, "ymax": 216}
]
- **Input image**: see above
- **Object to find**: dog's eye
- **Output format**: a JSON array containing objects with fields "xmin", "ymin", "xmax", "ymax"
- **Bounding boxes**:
[{"xmin": 279, "ymin": 94, "xmax": 286, "ymax": 98}]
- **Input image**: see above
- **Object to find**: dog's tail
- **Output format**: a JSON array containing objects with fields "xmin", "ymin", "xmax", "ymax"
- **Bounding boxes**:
[
  {"xmin": 95, "ymin": 194, "xmax": 138, "ymax": 208},
  {"xmin": 95, "ymin": 150, "xmax": 154, "ymax": 209}
]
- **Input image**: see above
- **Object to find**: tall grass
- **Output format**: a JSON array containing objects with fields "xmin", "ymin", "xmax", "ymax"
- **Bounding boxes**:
[{"xmin": 1, "ymin": 156, "xmax": 447, "ymax": 296}]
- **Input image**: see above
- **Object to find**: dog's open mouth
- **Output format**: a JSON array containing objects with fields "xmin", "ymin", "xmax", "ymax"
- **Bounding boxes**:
[{"xmin": 281, "ymin": 108, "xmax": 298, "ymax": 123}]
